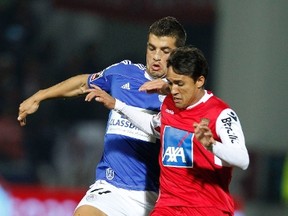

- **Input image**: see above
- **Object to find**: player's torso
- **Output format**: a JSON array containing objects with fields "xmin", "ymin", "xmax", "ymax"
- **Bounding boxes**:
[
  {"xmin": 88, "ymin": 61, "xmax": 162, "ymax": 191},
  {"xmin": 157, "ymin": 94, "xmax": 233, "ymax": 210}
]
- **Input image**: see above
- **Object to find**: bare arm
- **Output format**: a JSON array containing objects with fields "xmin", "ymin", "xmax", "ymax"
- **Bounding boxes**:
[{"xmin": 18, "ymin": 74, "xmax": 89, "ymax": 126}]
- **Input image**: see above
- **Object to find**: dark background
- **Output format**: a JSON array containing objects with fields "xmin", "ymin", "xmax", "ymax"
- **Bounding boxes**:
[{"xmin": 1, "ymin": 1, "xmax": 288, "ymax": 215}]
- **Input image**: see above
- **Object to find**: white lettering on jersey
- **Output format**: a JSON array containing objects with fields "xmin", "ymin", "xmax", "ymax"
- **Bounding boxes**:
[
  {"xmin": 221, "ymin": 111, "xmax": 239, "ymax": 144},
  {"xmin": 165, "ymin": 109, "xmax": 174, "ymax": 114},
  {"xmin": 163, "ymin": 147, "xmax": 186, "ymax": 163},
  {"xmin": 162, "ymin": 126, "xmax": 193, "ymax": 167},
  {"xmin": 107, "ymin": 110, "xmax": 157, "ymax": 143}
]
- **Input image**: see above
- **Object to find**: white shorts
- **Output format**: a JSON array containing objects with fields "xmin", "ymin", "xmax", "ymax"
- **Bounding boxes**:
[{"xmin": 76, "ymin": 180, "xmax": 158, "ymax": 216}]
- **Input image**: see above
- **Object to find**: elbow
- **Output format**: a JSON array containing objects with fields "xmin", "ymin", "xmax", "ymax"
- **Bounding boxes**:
[
  {"xmin": 241, "ymin": 161, "xmax": 249, "ymax": 170},
  {"xmin": 240, "ymin": 153, "xmax": 250, "ymax": 170},
  {"xmin": 228, "ymin": 150, "xmax": 249, "ymax": 170}
]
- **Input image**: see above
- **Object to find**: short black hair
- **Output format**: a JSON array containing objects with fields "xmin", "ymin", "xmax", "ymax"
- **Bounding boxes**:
[
  {"xmin": 148, "ymin": 16, "xmax": 187, "ymax": 47},
  {"xmin": 167, "ymin": 45, "xmax": 209, "ymax": 82}
]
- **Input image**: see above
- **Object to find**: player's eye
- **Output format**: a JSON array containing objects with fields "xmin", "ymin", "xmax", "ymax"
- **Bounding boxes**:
[
  {"xmin": 148, "ymin": 45, "xmax": 155, "ymax": 51},
  {"xmin": 163, "ymin": 49, "xmax": 171, "ymax": 54}
]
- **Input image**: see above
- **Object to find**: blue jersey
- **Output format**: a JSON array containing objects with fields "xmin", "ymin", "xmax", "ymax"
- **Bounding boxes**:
[{"xmin": 88, "ymin": 60, "xmax": 162, "ymax": 192}]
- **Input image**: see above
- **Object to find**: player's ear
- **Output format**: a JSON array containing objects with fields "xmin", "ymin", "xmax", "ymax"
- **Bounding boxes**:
[{"xmin": 196, "ymin": 76, "xmax": 205, "ymax": 88}]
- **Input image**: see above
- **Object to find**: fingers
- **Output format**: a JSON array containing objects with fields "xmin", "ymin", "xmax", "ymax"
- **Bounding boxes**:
[
  {"xmin": 17, "ymin": 112, "xmax": 27, "ymax": 126},
  {"xmin": 84, "ymin": 85, "xmax": 115, "ymax": 109},
  {"xmin": 85, "ymin": 87, "xmax": 108, "ymax": 104},
  {"xmin": 18, "ymin": 104, "xmax": 27, "ymax": 126},
  {"xmin": 193, "ymin": 118, "xmax": 211, "ymax": 138},
  {"xmin": 200, "ymin": 118, "xmax": 210, "ymax": 126},
  {"xmin": 139, "ymin": 82, "xmax": 150, "ymax": 91},
  {"xmin": 195, "ymin": 118, "xmax": 210, "ymax": 132},
  {"xmin": 194, "ymin": 119, "xmax": 210, "ymax": 131},
  {"xmin": 19, "ymin": 118, "xmax": 26, "ymax": 126},
  {"xmin": 85, "ymin": 92, "xmax": 96, "ymax": 101},
  {"xmin": 139, "ymin": 80, "xmax": 160, "ymax": 92},
  {"xmin": 203, "ymin": 130, "xmax": 213, "ymax": 137},
  {"xmin": 194, "ymin": 118, "xmax": 214, "ymax": 149},
  {"xmin": 85, "ymin": 92, "xmax": 102, "ymax": 102},
  {"xmin": 139, "ymin": 79, "xmax": 169, "ymax": 95},
  {"xmin": 84, "ymin": 86, "xmax": 103, "ymax": 102}
]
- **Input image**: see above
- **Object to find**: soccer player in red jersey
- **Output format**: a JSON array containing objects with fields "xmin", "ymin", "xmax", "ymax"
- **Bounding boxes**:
[{"xmin": 85, "ymin": 45, "xmax": 249, "ymax": 216}]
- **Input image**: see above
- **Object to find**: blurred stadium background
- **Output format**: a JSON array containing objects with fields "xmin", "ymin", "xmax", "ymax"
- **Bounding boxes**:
[{"xmin": 0, "ymin": 0, "xmax": 287, "ymax": 215}]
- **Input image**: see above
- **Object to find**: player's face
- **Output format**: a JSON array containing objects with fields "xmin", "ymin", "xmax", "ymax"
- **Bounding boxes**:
[
  {"xmin": 166, "ymin": 67, "xmax": 205, "ymax": 109},
  {"xmin": 146, "ymin": 34, "xmax": 177, "ymax": 79}
]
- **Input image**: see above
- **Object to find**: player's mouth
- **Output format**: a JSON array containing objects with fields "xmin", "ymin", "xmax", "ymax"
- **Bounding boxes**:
[
  {"xmin": 173, "ymin": 97, "xmax": 182, "ymax": 104},
  {"xmin": 151, "ymin": 63, "xmax": 161, "ymax": 71}
]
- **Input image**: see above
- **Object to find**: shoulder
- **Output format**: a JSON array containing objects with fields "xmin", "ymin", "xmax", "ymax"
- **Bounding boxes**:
[
  {"xmin": 207, "ymin": 92, "xmax": 230, "ymax": 110},
  {"xmin": 104, "ymin": 60, "xmax": 145, "ymax": 73},
  {"xmin": 218, "ymin": 108, "xmax": 241, "ymax": 125}
]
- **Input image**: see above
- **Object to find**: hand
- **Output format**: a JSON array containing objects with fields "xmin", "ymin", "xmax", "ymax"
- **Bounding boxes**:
[
  {"xmin": 193, "ymin": 118, "xmax": 215, "ymax": 150},
  {"xmin": 85, "ymin": 85, "xmax": 116, "ymax": 110},
  {"xmin": 139, "ymin": 79, "xmax": 170, "ymax": 95},
  {"xmin": 17, "ymin": 97, "xmax": 40, "ymax": 126}
]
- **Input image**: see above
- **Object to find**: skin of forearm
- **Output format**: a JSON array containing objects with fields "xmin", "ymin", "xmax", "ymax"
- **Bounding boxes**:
[{"xmin": 33, "ymin": 74, "xmax": 89, "ymax": 102}]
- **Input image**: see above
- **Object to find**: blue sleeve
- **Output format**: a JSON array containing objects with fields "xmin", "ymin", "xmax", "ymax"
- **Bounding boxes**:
[
  {"xmin": 87, "ymin": 61, "xmax": 134, "ymax": 93},
  {"xmin": 88, "ymin": 69, "xmax": 111, "ymax": 92}
]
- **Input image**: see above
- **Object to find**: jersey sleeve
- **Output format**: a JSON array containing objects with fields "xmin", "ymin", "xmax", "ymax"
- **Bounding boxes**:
[
  {"xmin": 88, "ymin": 61, "xmax": 126, "ymax": 92},
  {"xmin": 114, "ymin": 99, "xmax": 161, "ymax": 138},
  {"xmin": 88, "ymin": 69, "xmax": 111, "ymax": 92},
  {"xmin": 212, "ymin": 108, "xmax": 249, "ymax": 170},
  {"xmin": 87, "ymin": 60, "xmax": 145, "ymax": 93}
]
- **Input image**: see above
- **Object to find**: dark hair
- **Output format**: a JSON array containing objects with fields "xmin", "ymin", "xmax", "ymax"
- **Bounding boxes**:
[
  {"xmin": 167, "ymin": 45, "xmax": 209, "ymax": 82},
  {"xmin": 148, "ymin": 16, "xmax": 187, "ymax": 47}
]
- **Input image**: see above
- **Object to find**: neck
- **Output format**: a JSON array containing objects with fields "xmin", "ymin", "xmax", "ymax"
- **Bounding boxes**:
[{"xmin": 186, "ymin": 89, "xmax": 206, "ymax": 109}]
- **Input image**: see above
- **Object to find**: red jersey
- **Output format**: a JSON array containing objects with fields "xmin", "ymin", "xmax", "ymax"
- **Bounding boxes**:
[{"xmin": 157, "ymin": 92, "xmax": 234, "ymax": 214}]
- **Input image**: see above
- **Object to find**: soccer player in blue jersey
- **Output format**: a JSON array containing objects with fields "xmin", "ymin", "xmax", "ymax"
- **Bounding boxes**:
[{"xmin": 17, "ymin": 17, "xmax": 186, "ymax": 216}]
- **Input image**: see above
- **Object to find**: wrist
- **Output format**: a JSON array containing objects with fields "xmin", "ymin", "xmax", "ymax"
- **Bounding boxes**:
[
  {"xmin": 114, "ymin": 99, "xmax": 126, "ymax": 111},
  {"xmin": 35, "ymin": 89, "xmax": 47, "ymax": 102}
]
